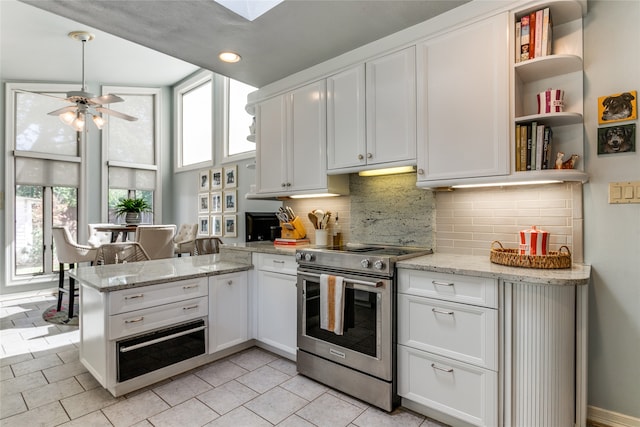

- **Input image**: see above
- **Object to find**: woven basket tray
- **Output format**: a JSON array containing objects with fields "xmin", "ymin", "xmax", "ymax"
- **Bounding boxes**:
[{"xmin": 490, "ymin": 241, "xmax": 572, "ymax": 269}]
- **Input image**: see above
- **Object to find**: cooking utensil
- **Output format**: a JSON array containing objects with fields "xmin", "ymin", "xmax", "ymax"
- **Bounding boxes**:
[
  {"xmin": 276, "ymin": 212, "xmax": 289, "ymax": 223},
  {"xmin": 308, "ymin": 212, "xmax": 318, "ymax": 229},
  {"xmin": 286, "ymin": 206, "xmax": 295, "ymax": 221}
]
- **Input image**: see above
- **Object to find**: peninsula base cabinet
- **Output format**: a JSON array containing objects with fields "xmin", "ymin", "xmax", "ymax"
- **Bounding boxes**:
[
  {"xmin": 397, "ymin": 269, "xmax": 585, "ymax": 427},
  {"xmin": 208, "ymin": 271, "xmax": 248, "ymax": 353},
  {"xmin": 254, "ymin": 253, "xmax": 298, "ymax": 360}
]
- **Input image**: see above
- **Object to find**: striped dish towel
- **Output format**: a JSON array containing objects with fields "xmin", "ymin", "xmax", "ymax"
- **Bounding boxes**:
[{"xmin": 320, "ymin": 274, "xmax": 345, "ymax": 335}]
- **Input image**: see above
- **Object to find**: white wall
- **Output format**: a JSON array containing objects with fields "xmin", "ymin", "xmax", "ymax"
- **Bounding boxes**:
[{"xmin": 582, "ymin": 0, "xmax": 640, "ymax": 420}]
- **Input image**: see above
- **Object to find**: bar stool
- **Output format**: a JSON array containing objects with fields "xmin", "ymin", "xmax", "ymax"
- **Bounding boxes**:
[{"xmin": 52, "ymin": 226, "xmax": 97, "ymax": 320}]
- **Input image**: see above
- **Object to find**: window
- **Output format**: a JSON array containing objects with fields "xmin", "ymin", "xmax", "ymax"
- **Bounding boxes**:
[
  {"xmin": 175, "ymin": 70, "xmax": 214, "ymax": 170},
  {"xmin": 102, "ymin": 86, "xmax": 160, "ymax": 224},
  {"xmin": 5, "ymin": 83, "xmax": 83, "ymax": 288},
  {"xmin": 226, "ymin": 78, "xmax": 257, "ymax": 160}
]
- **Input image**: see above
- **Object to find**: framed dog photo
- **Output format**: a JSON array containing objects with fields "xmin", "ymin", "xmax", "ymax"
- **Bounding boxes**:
[
  {"xmin": 198, "ymin": 193, "xmax": 210, "ymax": 213},
  {"xmin": 211, "ymin": 215, "xmax": 223, "ymax": 237},
  {"xmin": 198, "ymin": 215, "xmax": 210, "ymax": 236},
  {"xmin": 210, "ymin": 192, "xmax": 222, "ymax": 213},
  {"xmin": 223, "ymin": 164, "xmax": 237, "ymax": 189},
  {"xmin": 598, "ymin": 91, "xmax": 637, "ymax": 124},
  {"xmin": 210, "ymin": 168, "xmax": 222, "ymax": 190},
  {"xmin": 199, "ymin": 170, "xmax": 210, "ymax": 191},
  {"xmin": 223, "ymin": 190, "xmax": 237, "ymax": 213},
  {"xmin": 598, "ymin": 124, "xmax": 636, "ymax": 155},
  {"xmin": 223, "ymin": 214, "xmax": 237, "ymax": 237}
]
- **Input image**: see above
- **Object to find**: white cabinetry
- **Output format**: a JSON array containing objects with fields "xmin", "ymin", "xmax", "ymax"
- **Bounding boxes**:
[
  {"xmin": 512, "ymin": 1, "xmax": 587, "ymax": 182},
  {"xmin": 208, "ymin": 271, "xmax": 248, "ymax": 353},
  {"xmin": 416, "ymin": 13, "xmax": 509, "ymax": 185},
  {"xmin": 397, "ymin": 269, "xmax": 498, "ymax": 427},
  {"xmin": 327, "ymin": 47, "xmax": 417, "ymax": 173},
  {"xmin": 256, "ymin": 80, "xmax": 348, "ymax": 197},
  {"xmin": 254, "ymin": 253, "xmax": 297, "ymax": 360}
]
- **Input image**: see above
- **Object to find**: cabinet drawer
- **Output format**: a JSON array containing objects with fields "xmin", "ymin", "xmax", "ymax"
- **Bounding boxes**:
[
  {"xmin": 398, "ymin": 345, "xmax": 497, "ymax": 427},
  {"xmin": 398, "ymin": 295, "xmax": 497, "ymax": 370},
  {"xmin": 398, "ymin": 269, "xmax": 497, "ymax": 308},
  {"xmin": 109, "ymin": 278, "xmax": 208, "ymax": 314},
  {"xmin": 256, "ymin": 253, "xmax": 297, "ymax": 275},
  {"xmin": 109, "ymin": 296, "xmax": 208, "ymax": 340}
]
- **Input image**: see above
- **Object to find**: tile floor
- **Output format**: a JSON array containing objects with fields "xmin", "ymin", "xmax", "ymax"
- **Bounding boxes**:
[{"xmin": 1, "ymin": 292, "xmax": 448, "ymax": 427}]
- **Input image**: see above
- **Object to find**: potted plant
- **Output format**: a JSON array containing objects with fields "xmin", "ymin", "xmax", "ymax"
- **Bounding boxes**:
[{"xmin": 113, "ymin": 197, "xmax": 152, "ymax": 225}]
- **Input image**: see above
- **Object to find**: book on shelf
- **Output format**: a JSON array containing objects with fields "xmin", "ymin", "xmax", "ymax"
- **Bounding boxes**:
[
  {"xmin": 528, "ymin": 12, "xmax": 536, "ymax": 61},
  {"xmin": 520, "ymin": 123, "xmax": 528, "ymax": 171},
  {"xmin": 535, "ymin": 124, "xmax": 545, "ymax": 170},
  {"xmin": 534, "ymin": 9, "xmax": 544, "ymax": 58},
  {"xmin": 526, "ymin": 124, "xmax": 533, "ymax": 170},
  {"xmin": 515, "ymin": 124, "xmax": 522, "ymax": 170},
  {"xmin": 274, "ymin": 238, "xmax": 310, "ymax": 246},
  {"xmin": 520, "ymin": 15, "xmax": 531, "ymax": 61},
  {"xmin": 542, "ymin": 126, "xmax": 553, "ymax": 169},
  {"xmin": 530, "ymin": 121, "xmax": 538, "ymax": 170},
  {"xmin": 515, "ymin": 21, "xmax": 521, "ymax": 63},
  {"xmin": 541, "ymin": 7, "xmax": 552, "ymax": 56}
]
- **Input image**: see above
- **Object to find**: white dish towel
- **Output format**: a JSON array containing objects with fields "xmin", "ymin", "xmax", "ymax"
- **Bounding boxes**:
[{"xmin": 319, "ymin": 273, "xmax": 345, "ymax": 335}]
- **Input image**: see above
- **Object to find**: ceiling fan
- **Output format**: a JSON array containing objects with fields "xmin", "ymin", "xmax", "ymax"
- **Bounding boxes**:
[{"xmin": 37, "ymin": 31, "xmax": 138, "ymax": 131}]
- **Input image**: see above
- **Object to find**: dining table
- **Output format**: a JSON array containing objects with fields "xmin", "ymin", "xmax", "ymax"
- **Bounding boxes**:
[{"xmin": 94, "ymin": 224, "xmax": 140, "ymax": 243}]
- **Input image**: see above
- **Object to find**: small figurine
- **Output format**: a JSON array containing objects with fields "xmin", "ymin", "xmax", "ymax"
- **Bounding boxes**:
[{"xmin": 555, "ymin": 152, "xmax": 579, "ymax": 169}]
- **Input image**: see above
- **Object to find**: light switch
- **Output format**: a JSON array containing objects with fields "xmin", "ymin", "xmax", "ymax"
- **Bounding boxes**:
[{"xmin": 609, "ymin": 181, "xmax": 640, "ymax": 204}]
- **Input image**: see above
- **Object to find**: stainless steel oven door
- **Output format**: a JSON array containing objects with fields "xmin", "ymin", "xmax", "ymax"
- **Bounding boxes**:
[{"xmin": 297, "ymin": 269, "xmax": 393, "ymax": 381}]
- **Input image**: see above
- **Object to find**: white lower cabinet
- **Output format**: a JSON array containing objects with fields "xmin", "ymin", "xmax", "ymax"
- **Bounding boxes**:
[
  {"xmin": 397, "ymin": 269, "xmax": 498, "ymax": 426},
  {"xmin": 208, "ymin": 271, "xmax": 248, "ymax": 353},
  {"xmin": 255, "ymin": 253, "xmax": 297, "ymax": 360}
]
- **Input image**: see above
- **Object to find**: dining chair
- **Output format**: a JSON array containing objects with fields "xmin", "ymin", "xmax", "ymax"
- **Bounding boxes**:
[
  {"xmin": 174, "ymin": 223, "xmax": 198, "ymax": 257},
  {"xmin": 135, "ymin": 225, "xmax": 177, "ymax": 259},
  {"xmin": 194, "ymin": 237, "xmax": 223, "ymax": 255},
  {"xmin": 52, "ymin": 226, "xmax": 97, "ymax": 320},
  {"xmin": 94, "ymin": 242, "xmax": 151, "ymax": 265},
  {"xmin": 87, "ymin": 223, "xmax": 120, "ymax": 248}
]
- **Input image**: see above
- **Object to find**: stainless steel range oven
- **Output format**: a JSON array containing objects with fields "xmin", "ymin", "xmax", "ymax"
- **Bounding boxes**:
[{"xmin": 296, "ymin": 244, "xmax": 432, "ymax": 411}]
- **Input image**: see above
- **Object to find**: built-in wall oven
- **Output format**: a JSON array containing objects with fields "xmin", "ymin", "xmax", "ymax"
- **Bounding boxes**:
[{"xmin": 296, "ymin": 245, "xmax": 432, "ymax": 411}]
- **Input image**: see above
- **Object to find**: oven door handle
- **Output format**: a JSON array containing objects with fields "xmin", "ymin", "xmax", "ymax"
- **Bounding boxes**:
[
  {"xmin": 300, "ymin": 272, "xmax": 382, "ymax": 288},
  {"xmin": 118, "ymin": 325, "xmax": 206, "ymax": 353}
]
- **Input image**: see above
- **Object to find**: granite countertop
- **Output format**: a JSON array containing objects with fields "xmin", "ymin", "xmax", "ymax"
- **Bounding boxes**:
[
  {"xmin": 397, "ymin": 252, "xmax": 591, "ymax": 286},
  {"xmin": 221, "ymin": 241, "xmax": 299, "ymax": 255},
  {"xmin": 70, "ymin": 254, "xmax": 252, "ymax": 292}
]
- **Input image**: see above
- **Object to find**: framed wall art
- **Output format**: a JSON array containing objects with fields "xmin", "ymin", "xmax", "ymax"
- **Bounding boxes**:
[
  {"xmin": 211, "ymin": 192, "xmax": 222, "ymax": 213},
  {"xmin": 223, "ymin": 214, "xmax": 237, "ymax": 237},
  {"xmin": 199, "ymin": 170, "xmax": 210, "ymax": 191},
  {"xmin": 224, "ymin": 165, "xmax": 237, "ymax": 189},
  {"xmin": 211, "ymin": 168, "xmax": 223, "ymax": 190},
  {"xmin": 198, "ymin": 215, "xmax": 210, "ymax": 236},
  {"xmin": 212, "ymin": 215, "xmax": 223, "ymax": 237},
  {"xmin": 198, "ymin": 193, "xmax": 209, "ymax": 213},
  {"xmin": 223, "ymin": 190, "xmax": 237, "ymax": 212},
  {"xmin": 598, "ymin": 91, "xmax": 637, "ymax": 125},
  {"xmin": 597, "ymin": 124, "xmax": 636, "ymax": 154}
]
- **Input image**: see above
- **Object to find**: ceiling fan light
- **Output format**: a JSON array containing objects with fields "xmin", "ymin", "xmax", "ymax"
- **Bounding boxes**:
[
  {"xmin": 71, "ymin": 114, "xmax": 85, "ymax": 132},
  {"xmin": 92, "ymin": 114, "xmax": 106, "ymax": 130},
  {"xmin": 59, "ymin": 111, "xmax": 76, "ymax": 126}
]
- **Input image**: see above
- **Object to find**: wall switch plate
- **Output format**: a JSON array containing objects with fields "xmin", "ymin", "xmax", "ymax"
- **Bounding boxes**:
[{"xmin": 609, "ymin": 181, "xmax": 640, "ymax": 204}]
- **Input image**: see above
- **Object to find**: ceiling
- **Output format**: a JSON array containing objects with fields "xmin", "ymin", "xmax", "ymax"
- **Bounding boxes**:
[{"xmin": 2, "ymin": 0, "xmax": 469, "ymax": 89}]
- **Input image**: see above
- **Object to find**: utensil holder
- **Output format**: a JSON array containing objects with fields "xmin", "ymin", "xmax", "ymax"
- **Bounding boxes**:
[{"xmin": 315, "ymin": 229, "xmax": 328, "ymax": 247}]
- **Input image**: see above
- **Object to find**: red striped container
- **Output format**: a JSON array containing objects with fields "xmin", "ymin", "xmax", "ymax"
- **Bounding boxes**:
[
  {"xmin": 519, "ymin": 225, "xmax": 550, "ymax": 256},
  {"xmin": 537, "ymin": 89, "xmax": 564, "ymax": 114}
]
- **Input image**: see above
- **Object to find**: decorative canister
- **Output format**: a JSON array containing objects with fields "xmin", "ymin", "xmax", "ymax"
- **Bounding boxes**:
[
  {"xmin": 537, "ymin": 89, "xmax": 564, "ymax": 114},
  {"xmin": 519, "ymin": 225, "xmax": 550, "ymax": 256}
]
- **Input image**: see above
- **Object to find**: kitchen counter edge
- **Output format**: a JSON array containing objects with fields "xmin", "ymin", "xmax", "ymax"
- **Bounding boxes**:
[{"xmin": 397, "ymin": 252, "xmax": 591, "ymax": 286}]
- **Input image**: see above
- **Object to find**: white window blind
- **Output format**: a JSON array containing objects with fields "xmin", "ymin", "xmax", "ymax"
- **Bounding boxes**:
[
  {"xmin": 15, "ymin": 157, "xmax": 79, "ymax": 187},
  {"xmin": 108, "ymin": 167, "xmax": 156, "ymax": 190}
]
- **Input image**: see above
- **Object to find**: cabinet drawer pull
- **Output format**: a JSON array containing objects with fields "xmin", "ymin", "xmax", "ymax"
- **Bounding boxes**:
[
  {"xmin": 432, "ymin": 280, "xmax": 454, "ymax": 287},
  {"xmin": 272, "ymin": 260, "xmax": 285, "ymax": 264},
  {"xmin": 124, "ymin": 317, "xmax": 144, "ymax": 324},
  {"xmin": 182, "ymin": 305, "xmax": 199, "ymax": 311},
  {"xmin": 124, "ymin": 294, "xmax": 144, "ymax": 300},
  {"xmin": 431, "ymin": 363, "xmax": 454, "ymax": 373},
  {"xmin": 432, "ymin": 308, "xmax": 454, "ymax": 316},
  {"xmin": 182, "ymin": 284, "xmax": 199, "ymax": 289}
]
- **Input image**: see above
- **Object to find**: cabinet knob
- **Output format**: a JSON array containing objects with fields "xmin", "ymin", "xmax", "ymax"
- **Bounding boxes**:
[
  {"xmin": 367, "ymin": 153, "xmax": 373, "ymax": 159},
  {"xmin": 358, "ymin": 154, "xmax": 364, "ymax": 160},
  {"xmin": 281, "ymin": 183, "xmax": 286, "ymax": 187},
  {"xmin": 417, "ymin": 168, "xmax": 425, "ymax": 175},
  {"xmin": 286, "ymin": 182, "xmax": 291, "ymax": 187},
  {"xmin": 227, "ymin": 280, "xmax": 233, "ymax": 285}
]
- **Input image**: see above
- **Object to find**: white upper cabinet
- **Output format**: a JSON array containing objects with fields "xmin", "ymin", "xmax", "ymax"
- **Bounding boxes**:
[
  {"xmin": 416, "ymin": 13, "xmax": 510, "ymax": 185},
  {"xmin": 256, "ymin": 80, "xmax": 348, "ymax": 196},
  {"xmin": 327, "ymin": 47, "xmax": 417, "ymax": 173}
]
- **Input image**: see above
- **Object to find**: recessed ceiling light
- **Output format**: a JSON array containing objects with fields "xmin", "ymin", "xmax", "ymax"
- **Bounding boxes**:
[{"xmin": 219, "ymin": 51, "xmax": 241, "ymax": 63}]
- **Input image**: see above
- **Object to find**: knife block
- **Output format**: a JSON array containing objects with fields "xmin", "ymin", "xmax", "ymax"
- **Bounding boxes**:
[{"xmin": 280, "ymin": 216, "xmax": 306, "ymax": 239}]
